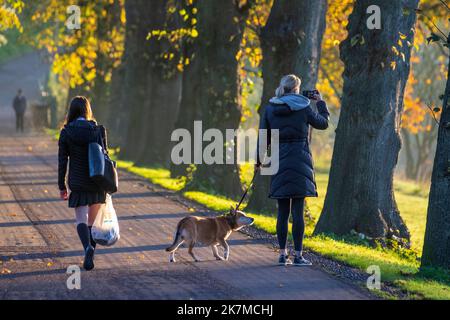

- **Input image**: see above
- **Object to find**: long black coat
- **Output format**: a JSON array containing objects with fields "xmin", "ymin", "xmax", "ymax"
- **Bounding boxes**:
[
  {"xmin": 58, "ymin": 120, "xmax": 108, "ymax": 192},
  {"xmin": 259, "ymin": 94, "xmax": 330, "ymax": 199}
]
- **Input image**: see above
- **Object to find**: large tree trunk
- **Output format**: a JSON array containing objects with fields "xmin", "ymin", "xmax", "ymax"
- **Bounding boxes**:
[
  {"xmin": 314, "ymin": 0, "xmax": 418, "ymax": 241},
  {"xmin": 116, "ymin": 0, "xmax": 151, "ymax": 160},
  {"xmin": 90, "ymin": 0, "xmax": 122, "ymax": 125},
  {"xmin": 169, "ymin": 1, "xmax": 198, "ymax": 178},
  {"xmin": 133, "ymin": 2, "xmax": 181, "ymax": 167},
  {"xmin": 105, "ymin": 61, "xmax": 126, "ymax": 146},
  {"xmin": 120, "ymin": 0, "xmax": 181, "ymax": 165},
  {"xmin": 246, "ymin": 0, "xmax": 327, "ymax": 213},
  {"xmin": 421, "ymin": 50, "xmax": 450, "ymax": 269},
  {"xmin": 172, "ymin": 0, "xmax": 252, "ymax": 199}
]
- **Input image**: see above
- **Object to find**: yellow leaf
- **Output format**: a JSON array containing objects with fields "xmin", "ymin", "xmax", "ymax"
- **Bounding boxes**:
[
  {"xmin": 390, "ymin": 61, "xmax": 396, "ymax": 70},
  {"xmin": 1, "ymin": 268, "xmax": 12, "ymax": 274}
]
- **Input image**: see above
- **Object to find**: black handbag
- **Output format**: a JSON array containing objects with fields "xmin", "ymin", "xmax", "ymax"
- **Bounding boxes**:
[{"xmin": 88, "ymin": 126, "xmax": 118, "ymax": 194}]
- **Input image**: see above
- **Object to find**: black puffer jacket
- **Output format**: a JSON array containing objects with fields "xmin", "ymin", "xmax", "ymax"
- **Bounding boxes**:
[
  {"xmin": 58, "ymin": 120, "xmax": 108, "ymax": 192},
  {"xmin": 259, "ymin": 94, "xmax": 329, "ymax": 199}
]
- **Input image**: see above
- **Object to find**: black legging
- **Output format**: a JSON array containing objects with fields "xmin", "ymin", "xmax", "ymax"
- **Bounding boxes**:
[{"xmin": 277, "ymin": 198, "xmax": 305, "ymax": 252}]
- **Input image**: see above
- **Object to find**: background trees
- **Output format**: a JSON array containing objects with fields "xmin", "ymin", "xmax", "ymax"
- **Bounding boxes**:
[{"xmin": 314, "ymin": 0, "xmax": 419, "ymax": 241}]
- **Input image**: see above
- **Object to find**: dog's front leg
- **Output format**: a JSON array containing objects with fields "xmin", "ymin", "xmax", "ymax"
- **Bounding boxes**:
[
  {"xmin": 219, "ymin": 240, "xmax": 230, "ymax": 261},
  {"xmin": 211, "ymin": 245, "xmax": 224, "ymax": 261}
]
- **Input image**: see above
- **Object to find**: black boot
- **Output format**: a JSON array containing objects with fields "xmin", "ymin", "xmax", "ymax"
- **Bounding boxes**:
[{"xmin": 77, "ymin": 223, "xmax": 95, "ymax": 271}]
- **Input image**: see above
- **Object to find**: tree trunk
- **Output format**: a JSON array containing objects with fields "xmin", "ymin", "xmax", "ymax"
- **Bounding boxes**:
[
  {"xmin": 133, "ymin": 2, "xmax": 181, "ymax": 167},
  {"xmin": 105, "ymin": 61, "xmax": 126, "ymax": 146},
  {"xmin": 421, "ymin": 50, "xmax": 450, "ymax": 269},
  {"xmin": 314, "ymin": 0, "xmax": 418, "ymax": 241},
  {"xmin": 90, "ymin": 0, "xmax": 122, "ymax": 125},
  {"xmin": 246, "ymin": 0, "xmax": 327, "ymax": 213},
  {"xmin": 119, "ymin": 0, "xmax": 153, "ymax": 160},
  {"xmin": 169, "ymin": 1, "xmax": 198, "ymax": 178},
  {"xmin": 120, "ymin": 0, "xmax": 181, "ymax": 165},
  {"xmin": 172, "ymin": 0, "xmax": 252, "ymax": 199}
]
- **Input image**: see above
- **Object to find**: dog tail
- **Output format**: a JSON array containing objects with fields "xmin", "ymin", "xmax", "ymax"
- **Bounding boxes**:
[{"xmin": 166, "ymin": 220, "xmax": 185, "ymax": 252}]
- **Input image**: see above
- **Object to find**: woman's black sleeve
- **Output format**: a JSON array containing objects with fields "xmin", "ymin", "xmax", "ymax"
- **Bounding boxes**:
[
  {"xmin": 58, "ymin": 129, "xmax": 69, "ymax": 191},
  {"xmin": 100, "ymin": 125, "xmax": 109, "ymax": 154},
  {"xmin": 307, "ymin": 100, "xmax": 330, "ymax": 130}
]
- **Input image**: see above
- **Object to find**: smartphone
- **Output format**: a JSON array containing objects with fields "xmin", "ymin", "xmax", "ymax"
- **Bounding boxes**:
[{"xmin": 302, "ymin": 89, "xmax": 319, "ymax": 99}]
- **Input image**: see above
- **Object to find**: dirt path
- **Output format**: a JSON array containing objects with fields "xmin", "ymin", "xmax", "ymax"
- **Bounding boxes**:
[{"xmin": 0, "ymin": 53, "xmax": 373, "ymax": 300}]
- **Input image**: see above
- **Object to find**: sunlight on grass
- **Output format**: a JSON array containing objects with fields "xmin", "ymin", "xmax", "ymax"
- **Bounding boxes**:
[{"xmin": 116, "ymin": 160, "xmax": 185, "ymax": 191}]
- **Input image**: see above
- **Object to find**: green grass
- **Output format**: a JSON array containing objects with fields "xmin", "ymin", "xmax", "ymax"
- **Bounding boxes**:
[{"xmin": 46, "ymin": 130, "xmax": 449, "ymax": 299}]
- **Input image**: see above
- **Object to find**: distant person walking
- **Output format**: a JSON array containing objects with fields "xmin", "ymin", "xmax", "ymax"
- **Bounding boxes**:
[
  {"xmin": 256, "ymin": 75, "xmax": 330, "ymax": 266},
  {"xmin": 12, "ymin": 89, "xmax": 27, "ymax": 133},
  {"xmin": 58, "ymin": 96, "xmax": 109, "ymax": 271}
]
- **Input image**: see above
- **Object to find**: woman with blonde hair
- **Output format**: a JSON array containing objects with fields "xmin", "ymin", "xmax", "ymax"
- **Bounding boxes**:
[
  {"xmin": 58, "ymin": 96, "xmax": 109, "ymax": 271},
  {"xmin": 257, "ymin": 74, "xmax": 330, "ymax": 266}
]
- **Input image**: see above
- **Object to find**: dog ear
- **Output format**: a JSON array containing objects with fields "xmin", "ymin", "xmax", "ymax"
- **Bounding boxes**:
[{"xmin": 229, "ymin": 205, "xmax": 236, "ymax": 215}]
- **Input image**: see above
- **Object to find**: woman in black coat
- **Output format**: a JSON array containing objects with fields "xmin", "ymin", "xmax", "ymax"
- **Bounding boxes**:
[
  {"xmin": 257, "ymin": 74, "xmax": 330, "ymax": 266},
  {"xmin": 58, "ymin": 96, "xmax": 108, "ymax": 271}
]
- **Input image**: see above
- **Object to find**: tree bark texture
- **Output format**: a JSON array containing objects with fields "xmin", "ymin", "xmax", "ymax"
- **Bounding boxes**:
[
  {"xmin": 421, "ymin": 50, "xmax": 450, "ymax": 269},
  {"xmin": 314, "ymin": 0, "xmax": 419, "ymax": 241}
]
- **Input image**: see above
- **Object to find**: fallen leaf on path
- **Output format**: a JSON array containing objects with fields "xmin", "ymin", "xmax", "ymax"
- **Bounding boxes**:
[
  {"xmin": 1, "ymin": 268, "xmax": 12, "ymax": 274},
  {"xmin": 188, "ymin": 208, "xmax": 195, "ymax": 212},
  {"xmin": 47, "ymin": 262, "xmax": 53, "ymax": 267},
  {"xmin": 27, "ymin": 146, "xmax": 33, "ymax": 151}
]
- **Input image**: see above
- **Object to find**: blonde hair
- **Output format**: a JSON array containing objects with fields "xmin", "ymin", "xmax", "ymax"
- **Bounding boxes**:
[{"xmin": 275, "ymin": 74, "xmax": 301, "ymax": 98}]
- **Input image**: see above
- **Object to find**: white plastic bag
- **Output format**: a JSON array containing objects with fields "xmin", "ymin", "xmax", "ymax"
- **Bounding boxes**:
[{"xmin": 91, "ymin": 194, "xmax": 120, "ymax": 246}]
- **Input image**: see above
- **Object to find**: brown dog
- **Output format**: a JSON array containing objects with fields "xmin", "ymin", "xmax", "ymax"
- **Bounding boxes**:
[{"xmin": 166, "ymin": 207, "xmax": 254, "ymax": 262}]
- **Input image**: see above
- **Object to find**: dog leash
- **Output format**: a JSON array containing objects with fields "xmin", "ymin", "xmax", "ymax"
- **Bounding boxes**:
[{"xmin": 235, "ymin": 166, "xmax": 260, "ymax": 211}]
